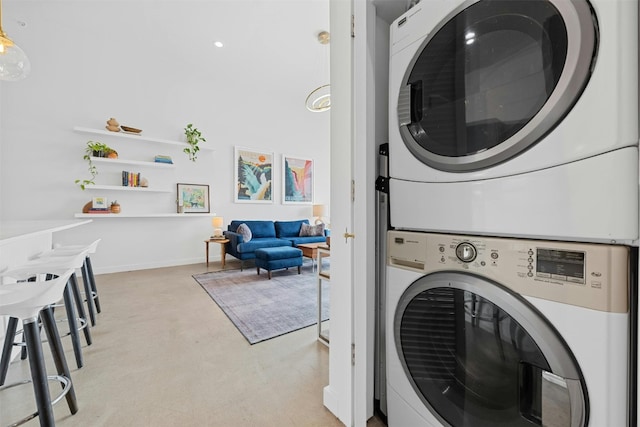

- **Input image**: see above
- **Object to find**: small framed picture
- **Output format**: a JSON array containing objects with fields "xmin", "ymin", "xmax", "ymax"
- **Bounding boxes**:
[
  {"xmin": 234, "ymin": 146, "xmax": 273, "ymax": 203},
  {"xmin": 92, "ymin": 197, "xmax": 108, "ymax": 210},
  {"xmin": 177, "ymin": 183, "xmax": 210, "ymax": 213},
  {"xmin": 282, "ymin": 155, "xmax": 313, "ymax": 204}
]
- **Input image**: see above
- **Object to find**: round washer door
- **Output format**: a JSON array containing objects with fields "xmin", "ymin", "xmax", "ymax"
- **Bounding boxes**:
[
  {"xmin": 397, "ymin": 0, "xmax": 597, "ymax": 172},
  {"xmin": 394, "ymin": 272, "xmax": 588, "ymax": 426}
]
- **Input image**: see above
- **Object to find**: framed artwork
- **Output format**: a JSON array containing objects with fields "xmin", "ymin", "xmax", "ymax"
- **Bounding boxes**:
[
  {"xmin": 92, "ymin": 196, "xmax": 108, "ymax": 210},
  {"xmin": 234, "ymin": 147, "xmax": 273, "ymax": 203},
  {"xmin": 177, "ymin": 183, "xmax": 210, "ymax": 213},
  {"xmin": 282, "ymin": 155, "xmax": 313, "ymax": 204}
]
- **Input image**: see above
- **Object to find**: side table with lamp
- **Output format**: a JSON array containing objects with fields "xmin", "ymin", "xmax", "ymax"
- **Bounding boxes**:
[{"xmin": 204, "ymin": 216, "xmax": 229, "ymax": 268}]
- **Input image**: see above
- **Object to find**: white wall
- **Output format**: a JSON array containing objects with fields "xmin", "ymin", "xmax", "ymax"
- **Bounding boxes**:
[{"xmin": 0, "ymin": 0, "xmax": 330, "ymax": 273}]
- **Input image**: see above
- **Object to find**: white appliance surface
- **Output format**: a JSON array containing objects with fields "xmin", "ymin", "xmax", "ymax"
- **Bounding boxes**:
[
  {"xmin": 386, "ymin": 230, "xmax": 630, "ymax": 427},
  {"xmin": 388, "ymin": 0, "xmax": 638, "ymax": 242}
]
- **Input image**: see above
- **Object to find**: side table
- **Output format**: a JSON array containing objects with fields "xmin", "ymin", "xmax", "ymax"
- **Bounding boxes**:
[{"xmin": 204, "ymin": 238, "xmax": 230, "ymax": 268}]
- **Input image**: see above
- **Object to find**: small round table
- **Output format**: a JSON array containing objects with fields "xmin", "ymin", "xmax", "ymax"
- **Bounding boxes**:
[{"xmin": 204, "ymin": 238, "xmax": 230, "ymax": 268}]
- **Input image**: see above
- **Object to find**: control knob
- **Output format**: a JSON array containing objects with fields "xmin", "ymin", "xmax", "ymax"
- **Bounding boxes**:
[{"xmin": 456, "ymin": 242, "xmax": 477, "ymax": 263}]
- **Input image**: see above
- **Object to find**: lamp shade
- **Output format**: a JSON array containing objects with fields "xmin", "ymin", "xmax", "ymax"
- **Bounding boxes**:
[
  {"xmin": 212, "ymin": 216, "xmax": 224, "ymax": 228},
  {"xmin": 312, "ymin": 204, "xmax": 326, "ymax": 217},
  {"xmin": 0, "ymin": 25, "xmax": 30, "ymax": 81}
]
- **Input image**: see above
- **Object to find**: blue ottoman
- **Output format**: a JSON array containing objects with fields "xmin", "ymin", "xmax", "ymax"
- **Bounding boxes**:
[{"xmin": 255, "ymin": 247, "xmax": 303, "ymax": 279}]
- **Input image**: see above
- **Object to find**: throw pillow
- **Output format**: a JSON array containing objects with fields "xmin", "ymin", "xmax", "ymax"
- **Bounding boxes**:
[
  {"xmin": 236, "ymin": 223, "xmax": 252, "ymax": 242},
  {"xmin": 299, "ymin": 223, "xmax": 325, "ymax": 237}
]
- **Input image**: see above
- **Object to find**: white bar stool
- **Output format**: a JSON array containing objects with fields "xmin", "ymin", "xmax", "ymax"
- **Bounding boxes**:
[
  {"xmin": 36, "ymin": 239, "xmax": 102, "ymax": 326},
  {"xmin": 0, "ymin": 253, "xmax": 91, "ymax": 385},
  {"xmin": 0, "ymin": 269, "xmax": 79, "ymax": 426}
]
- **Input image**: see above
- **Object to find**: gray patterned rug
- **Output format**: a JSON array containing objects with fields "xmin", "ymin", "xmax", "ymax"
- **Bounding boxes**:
[{"xmin": 193, "ymin": 264, "xmax": 329, "ymax": 344}]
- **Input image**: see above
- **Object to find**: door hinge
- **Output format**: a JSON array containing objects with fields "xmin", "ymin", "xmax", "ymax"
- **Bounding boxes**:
[
  {"xmin": 351, "ymin": 343, "xmax": 356, "ymax": 365},
  {"xmin": 351, "ymin": 15, "xmax": 355, "ymax": 38},
  {"xmin": 351, "ymin": 180, "xmax": 355, "ymax": 202}
]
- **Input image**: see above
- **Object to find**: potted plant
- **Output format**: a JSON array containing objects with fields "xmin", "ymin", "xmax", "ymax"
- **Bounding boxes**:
[
  {"xmin": 110, "ymin": 200, "xmax": 121, "ymax": 214},
  {"xmin": 184, "ymin": 124, "xmax": 206, "ymax": 162},
  {"xmin": 75, "ymin": 140, "xmax": 117, "ymax": 190}
]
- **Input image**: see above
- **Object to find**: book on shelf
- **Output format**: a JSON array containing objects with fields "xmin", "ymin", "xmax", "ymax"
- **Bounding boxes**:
[
  {"xmin": 88, "ymin": 208, "xmax": 111, "ymax": 214},
  {"xmin": 154, "ymin": 155, "xmax": 173, "ymax": 164},
  {"xmin": 122, "ymin": 171, "xmax": 142, "ymax": 187}
]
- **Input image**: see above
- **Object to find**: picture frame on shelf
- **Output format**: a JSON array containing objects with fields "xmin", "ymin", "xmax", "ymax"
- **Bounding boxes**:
[
  {"xmin": 282, "ymin": 155, "xmax": 313, "ymax": 204},
  {"xmin": 234, "ymin": 146, "xmax": 273, "ymax": 203},
  {"xmin": 92, "ymin": 196, "xmax": 108, "ymax": 210},
  {"xmin": 177, "ymin": 183, "xmax": 210, "ymax": 213}
]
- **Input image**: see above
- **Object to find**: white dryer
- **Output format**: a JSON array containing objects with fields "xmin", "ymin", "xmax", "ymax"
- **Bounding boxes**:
[
  {"xmin": 386, "ymin": 230, "xmax": 632, "ymax": 426},
  {"xmin": 388, "ymin": 0, "xmax": 638, "ymax": 243}
]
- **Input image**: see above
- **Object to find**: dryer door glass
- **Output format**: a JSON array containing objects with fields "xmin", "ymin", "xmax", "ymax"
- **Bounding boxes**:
[
  {"xmin": 396, "ymin": 281, "xmax": 587, "ymax": 426},
  {"xmin": 398, "ymin": 0, "xmax": 596, "ymax": 171}
]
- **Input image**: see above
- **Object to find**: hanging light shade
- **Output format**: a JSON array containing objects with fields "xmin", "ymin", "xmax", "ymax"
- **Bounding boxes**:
[
  {"xmin": 305, "ymin": 31, "xmax": 330, "ymax": 113},
  {"xmin": 306, "ymin": 84, "xmax": 331, "ymax": 112},
  {"xmin": 0, "ymin": 0, "xmax": 30, "ymax": 81}
]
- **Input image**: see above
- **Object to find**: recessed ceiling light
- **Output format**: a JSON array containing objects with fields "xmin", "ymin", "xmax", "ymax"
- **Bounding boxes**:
[{"xmin": 214, "ymin": 41, "xmax": 224, "ymax": 48}]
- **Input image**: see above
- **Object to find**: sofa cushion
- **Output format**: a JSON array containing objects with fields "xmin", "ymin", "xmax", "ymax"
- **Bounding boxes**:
[
  {"xmin": 299, "ymin": 223, "xmax": 325, "ymax": 237},
  {"xmin": 275, "ymin": 220, "xmax": 309, "ymax": 238},
  {"xmin": 229, "ymin": 220, "xmax": 276, "ymax": 238},
  {"xmin": 288, "ymin": 236, "xmax": 327, "ymax": 246},
  {"xmin": 237, "ymin": 238, "xmax": 292, "ymax": 254},
  {"xmin": 236, "ymin": 223, "xmax": 252, "ymax": 242}
]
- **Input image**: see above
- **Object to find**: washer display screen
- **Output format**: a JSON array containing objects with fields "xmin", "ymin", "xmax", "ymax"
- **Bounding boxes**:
[{"xmin": 536, "ymin": 248, "xmax": 585, "ymax": 281}]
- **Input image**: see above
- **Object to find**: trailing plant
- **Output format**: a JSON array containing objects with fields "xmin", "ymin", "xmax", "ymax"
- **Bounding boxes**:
[
  {"xmin": 75, "ymin": 140, "xmax": 115, "ymax": 190},
  {"xmin": 184, "ymin": 123, "xmax": 206, "ymax": 162}
]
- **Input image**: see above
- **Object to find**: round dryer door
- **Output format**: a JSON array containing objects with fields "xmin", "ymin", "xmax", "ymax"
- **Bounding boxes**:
[
  {"xmin": 395, "ymin": 272, "xmax": 588, "ymax": 426},
  {"xmin": 397, "ymin": 0, "xmax": 597, "ymax": 172}
]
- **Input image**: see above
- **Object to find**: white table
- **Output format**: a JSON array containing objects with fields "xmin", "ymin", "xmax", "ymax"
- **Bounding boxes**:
[{"xmin": 316, "ymin": 245, "xmax": 330, "ymax": 346}]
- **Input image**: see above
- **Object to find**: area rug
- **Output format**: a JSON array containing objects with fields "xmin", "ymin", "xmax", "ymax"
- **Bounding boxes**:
[{"xmin": 193, "ymin": 265, "xmax": 330, "ymax": 344}]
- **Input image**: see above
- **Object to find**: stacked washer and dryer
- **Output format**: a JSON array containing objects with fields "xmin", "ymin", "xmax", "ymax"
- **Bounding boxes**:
[{"xmin": 384, "ymin": 0, "xmax": 638, "ymax": 426}]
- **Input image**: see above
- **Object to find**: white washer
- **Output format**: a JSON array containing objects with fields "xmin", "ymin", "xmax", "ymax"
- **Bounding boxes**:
[
  {"xmin": 388, "ymin": 0, "xmax": 638, "ymax": 243},
  {"xmin": 386, "ymin": 230, "xmax": 631, "ymax": 426}
]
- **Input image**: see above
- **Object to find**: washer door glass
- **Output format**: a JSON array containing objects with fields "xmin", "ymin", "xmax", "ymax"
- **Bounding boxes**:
[
  {"xmin": 397, "ymin": 0, "xmax": 597, "ymax": 171},
  {"xmin": 395, "ymin": 273, "xmax": 588, "ymax": 426}
]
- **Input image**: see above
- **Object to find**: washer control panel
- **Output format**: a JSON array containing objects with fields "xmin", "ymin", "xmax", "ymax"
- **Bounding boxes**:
[{"xmin": 387, "ymin": 230, "xmax": 629, "ymax": 313}]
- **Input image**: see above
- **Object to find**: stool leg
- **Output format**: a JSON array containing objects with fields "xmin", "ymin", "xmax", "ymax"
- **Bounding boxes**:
[
  {"xmin": 69, "ymin": 274, "xmax": 92, "ymax": 346},
  {"xmin": 41, "ymin": 307, "xmax": 79, "ymax": 415},
  {"xmin": 84, "ymin": 257, "xmax": 101, "ymax": 313},
  {"xmin": 23, "ymin": 317, "xmax": 56, "ymax": 426},
  {"xmin": 62, "ymin": 283, "xmax": 84, "ymax": 369},
  {"xmin": 79, "ymin": 267, "xmax": 97, "ymax": 327},
  {"xmin": 0, "ymin": 317, "xmax": 19, "ymax": 386}
]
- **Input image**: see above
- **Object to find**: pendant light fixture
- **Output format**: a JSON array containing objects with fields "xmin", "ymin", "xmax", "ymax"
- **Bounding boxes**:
[
  {"xmin": 305, "ymin": 31, "xmax": 330, "ymax": 113},
  {"xmin": 0, "ymin": 0, "xmax": 30, "ymax": 81}
]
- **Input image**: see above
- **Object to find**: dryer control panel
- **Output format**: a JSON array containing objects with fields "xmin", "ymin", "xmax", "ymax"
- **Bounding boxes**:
[{"xmin": 387, "ymin": 230, "xmax": 629, "ymax": 313}]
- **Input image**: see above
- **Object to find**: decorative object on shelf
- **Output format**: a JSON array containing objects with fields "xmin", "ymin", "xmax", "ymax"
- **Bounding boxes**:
[
  {"xmin": 82, "ymin": 201, "xmax": 92, "ymax": 213},
  {"xmin": 0, "ymin": 0, "xmax": 30, "ymax": 81},
  {"xmin": 234, "ymin": 146, "xmax": 273, "ymax": 203},
  {"xmin": 110, "ymin": 200, "xmax": 121, "ymax": 214},
  {"xmin": 283, "ymin": 155, "xmax": 313, "ymax": 204},
  {"xmin": 312, "ymin": 204, "xmax": 326, "ymax": 224},
  {"xmin": 177, "ymin": 183, "xmax": 210, "ymax": 213},
  {"xmin": 140, "ymin": 177, "xmax": 149, "ymax": 187},
  {"xmin": 121, "ymin": 125, "xmax": 142, "ymax": 135},
  {"xmin": 75, "ymin": 141, "xmax": 117, "ymax": 189},
  {"xmin": 305, "ymin": 31, "xmax": 330, "ymax": 112},
  {"xmin": 183, "ymin": 123, "xmax": 206, "ymax": 162},
  {"xmin": 211, "ymin": 216, "xmax": 224, "ymax": 239},
  {"xmin": 105, "ymin": 117, "xmax": 120, "ymax": 132}
]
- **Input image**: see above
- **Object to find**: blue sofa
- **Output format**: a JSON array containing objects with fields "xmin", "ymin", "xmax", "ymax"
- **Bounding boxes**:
[{"xmin": 224, "ymin": 219, "xmax": 328, "ymax": 269}]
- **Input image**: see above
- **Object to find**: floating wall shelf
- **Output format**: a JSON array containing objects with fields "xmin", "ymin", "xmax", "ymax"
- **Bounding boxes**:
[{"xmin": 74, "ymin": 126, "xmax": 214, "ymax": 151}]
